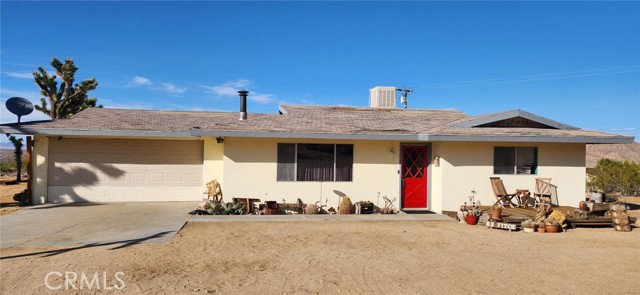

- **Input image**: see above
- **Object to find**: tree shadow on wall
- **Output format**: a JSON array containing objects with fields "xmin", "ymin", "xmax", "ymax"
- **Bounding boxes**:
[{"xmin": 45, "ymin": 162, "xmax": 126, "ymax": 204}]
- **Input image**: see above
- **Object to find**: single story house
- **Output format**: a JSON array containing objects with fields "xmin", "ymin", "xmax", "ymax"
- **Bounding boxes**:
[{"xmin": 1, "ymin": 92, "xmax": 633, "ymax": 213}]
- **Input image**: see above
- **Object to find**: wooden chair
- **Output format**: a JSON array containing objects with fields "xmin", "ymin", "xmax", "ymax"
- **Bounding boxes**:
[
  {"xmin": 490, "ymin": 177, "xmax": 519, "ymax": 208},
  {"xmin": 533, "ymin": 178, "xmax": 552, "ymax": 209}
]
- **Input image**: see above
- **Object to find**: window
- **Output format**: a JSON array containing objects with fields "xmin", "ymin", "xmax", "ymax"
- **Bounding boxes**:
[
  {"xmin": 493, "ymin": 147, "xmax": 537, "ymax": 175},
  {"xmin": 277, "ymin": 143, "xmax": 353, "ymax": 181}
]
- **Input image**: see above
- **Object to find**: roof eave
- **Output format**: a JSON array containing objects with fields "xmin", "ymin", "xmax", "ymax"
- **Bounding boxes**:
[
  {"xmin": 427, "ymin": 134, "xmax": 634, "ymax": 144},
  {"xmin": 2, "ymin": 126, "xmax": 632, "ymax": 144},
  {"xmin": 0, "ymin": 126, "xmax": 192, "ymax": 138}
]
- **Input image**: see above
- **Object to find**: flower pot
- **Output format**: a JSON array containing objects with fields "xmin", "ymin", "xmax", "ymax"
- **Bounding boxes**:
[
  {"xmin": 537, "ymin": 227, "xmax": 546, "ymax": 233},
  {"xmin": 465, "ymin": 215, "xmax": 479, "ymax": 225},
  {"xmin": 523, "ymin": 227, "xmax": 534, "ymax": 233},
  {"xmin": 545, "ymin": 224, "xmax": 559, "ymax": 233},
  {"xmin": 490, "ymin": 210, "xmax": 501, "ymax": 220}
]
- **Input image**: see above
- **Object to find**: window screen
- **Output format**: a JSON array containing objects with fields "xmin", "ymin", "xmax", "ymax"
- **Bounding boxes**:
[
  {"xmin": 335, "ymin": 144, "xmax": 353, "ymax": 181},
  {"xmin": 277, "ymin": 143, "xmax": 353, "ymax": 182},
  {"xmin": 277, "ymin": 143, "xmax": 295, "ymax": 181},
  {"xmin": 494, "ymin": 147, "xmax": 537, "ymax": 175}
]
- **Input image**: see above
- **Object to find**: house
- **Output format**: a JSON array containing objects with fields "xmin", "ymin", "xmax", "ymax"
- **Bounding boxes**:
[{"xmin": 1, "ymin": 89, "xmax": 633, "ymax": 213}]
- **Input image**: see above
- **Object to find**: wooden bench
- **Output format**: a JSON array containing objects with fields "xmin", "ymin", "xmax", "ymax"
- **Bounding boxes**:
[{"xmin": 567, "ymin": 217, "xmax": 636, "ymax": 229}]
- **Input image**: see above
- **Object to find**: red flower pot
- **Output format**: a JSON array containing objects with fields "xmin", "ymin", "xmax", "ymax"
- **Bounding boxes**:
[{"xmin": 465, "ymin": 215, "xmax": 479, "ymax": 225}]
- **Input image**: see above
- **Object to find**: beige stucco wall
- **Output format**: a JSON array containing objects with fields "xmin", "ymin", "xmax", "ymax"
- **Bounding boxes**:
[
  {"xmin": 222, "ymin": 138, "xmax": 401, "ymax": 210},
  {"xmin": 203, "ymin": 137, "xmax": 225, "ymax": 189},
  {"xmin": 432, "ymin": 141, "xmax": 586, "ymax": 212},
  {"xmin": 28, "ymin": 133, "xmax": 587, "ymax": 212},
  {"xmin": 32, "ymin": 134, "xmax": 49, "ymax": 204}
]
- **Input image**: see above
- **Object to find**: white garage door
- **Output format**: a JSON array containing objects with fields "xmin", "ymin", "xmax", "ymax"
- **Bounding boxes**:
[{"xmin": 48, "ymin": 138, "xmax": 203, "ymax": 202}]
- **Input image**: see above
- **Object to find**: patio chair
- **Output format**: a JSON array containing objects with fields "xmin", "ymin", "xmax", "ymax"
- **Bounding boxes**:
[
  {"xmin": 533, "ymin": 178, "xmax": 553, "ymax": 208},
  {"xmin": 490, "ymin": 177, "xmax": 519, "ymax": 208}
]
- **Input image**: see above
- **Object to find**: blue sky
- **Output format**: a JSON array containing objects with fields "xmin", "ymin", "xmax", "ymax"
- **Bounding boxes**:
[{"xmin": 1, "ymin": 1, "xmax": 639, "ymax": 142}]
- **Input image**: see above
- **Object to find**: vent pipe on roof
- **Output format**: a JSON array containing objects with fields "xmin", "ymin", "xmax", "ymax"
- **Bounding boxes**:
[{"xmin": 238, "ymin": 90, "xmax": 249, "ymax": 120}]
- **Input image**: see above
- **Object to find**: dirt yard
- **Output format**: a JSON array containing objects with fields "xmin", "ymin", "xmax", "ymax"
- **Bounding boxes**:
[
  {"xmin": 1, "ymin": 220, "xmax": 638, "ymax": 294},
  {"xmin": 0, "ymin": 176, "xmax": 26, "ymax": 216}
]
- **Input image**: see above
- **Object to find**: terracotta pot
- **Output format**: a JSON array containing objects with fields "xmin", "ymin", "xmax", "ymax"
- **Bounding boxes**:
[
  {"xmin": 545, "ymin": 224, "xmax": 559, "ymax": 233},
  {"xmin": 490, "ymin": 210, "xmax": 501, "ymax": 220},
  {"xmin": 465, "ymin": 215, "xmax": 479, "ymax": 225},
  {"xmin": 537, "ymin": 227, "xmax": 546, "ymax": 233}
]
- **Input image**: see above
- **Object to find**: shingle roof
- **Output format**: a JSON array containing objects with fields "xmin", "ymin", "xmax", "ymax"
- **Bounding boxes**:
[
  {"xmin": 0, "ymin": 104, "xmax": 633, "ymax": 143},
  {"xmin": 1, "ymin": 105, "xmax": 467, "ymax": 135}
]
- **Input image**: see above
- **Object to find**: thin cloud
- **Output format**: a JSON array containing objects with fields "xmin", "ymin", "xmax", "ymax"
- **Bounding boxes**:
[
  {"xmin": 202, "ymin": 79, "xmax": 274, "ymax": 104},
  {"xmin": 0, "ymin": 88, "xmax": 41, "ymax": 100},
  {"xmin": 125, "ymin": 76, "xmax": 186, "ymax": 95},
  {"xmin": 3, "ymin": 71, "xmax": 33, "ymax": 79},
  {"xmin": 249, "ymin": 93, "xmax": 274, "ymax": 104},
  {"xmin": 278, "ymin": 95, "xmax": 316, "ymax": 106},
  {"xmin": 98, "ymin": 97, "xmax": 153, "ymax": 110},
  {"xmin": 203, "ymin": 79, "xmax": 252, "ymax": 97},
  {"xmin": 165, "ymin": 103, "xmax": 231, "ymax": 112},
  {"xmin": 0, "ymin": 61, "xmax": 38, "ymax": 68},
  {"xmin": 102, "ymin": 103, "xmax": 151, "ymax": 110},
  {"xmin": 127, "ymin": 75, "xmax": 152, "ymax": 87},
  {"xmin": 155, "ymin": 82, "xmax": 186, "ymax": 94}
]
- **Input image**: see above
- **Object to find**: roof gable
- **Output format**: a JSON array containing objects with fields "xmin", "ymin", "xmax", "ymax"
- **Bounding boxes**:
[{"xmin": 451, "ymin": 109, "xmax": 578, "ymax": 130}]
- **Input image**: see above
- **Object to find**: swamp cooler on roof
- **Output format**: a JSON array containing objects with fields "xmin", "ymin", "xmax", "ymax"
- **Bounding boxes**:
[{"xmin": 369, "ymin": 86, "xmax": 397, "ymax": 108}]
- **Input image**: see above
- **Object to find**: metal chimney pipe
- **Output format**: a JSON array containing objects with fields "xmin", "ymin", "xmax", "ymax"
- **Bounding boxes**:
[{"xmin": 238, "ymin": 90, "xmax": 249, "ymax": 120}]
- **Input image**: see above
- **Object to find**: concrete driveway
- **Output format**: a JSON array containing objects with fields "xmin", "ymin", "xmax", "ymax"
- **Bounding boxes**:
[{"xmin": 0, "ymin": 202, "xmax": 195, "ymax": 249}]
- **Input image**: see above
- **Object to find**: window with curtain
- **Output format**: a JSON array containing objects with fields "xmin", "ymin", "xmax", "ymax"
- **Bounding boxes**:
[
  {"xmin": 277, "ymin": 143, "xmax": 353, "ymax": 181},
  {"xmin": 493, "ymin": 147, "xmax": 537, "ymax": 175}
]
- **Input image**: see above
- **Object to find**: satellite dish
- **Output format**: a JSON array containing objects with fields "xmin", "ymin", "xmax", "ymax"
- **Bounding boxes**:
[{"xmin": 5, "ymin": 97, "xmax": 34, "ymax": 123}]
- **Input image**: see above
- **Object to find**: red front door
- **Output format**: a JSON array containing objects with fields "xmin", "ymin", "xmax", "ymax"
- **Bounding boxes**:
[{"xmin": 402, "ymin": 146, "xmax": 428, "ymax": 208}]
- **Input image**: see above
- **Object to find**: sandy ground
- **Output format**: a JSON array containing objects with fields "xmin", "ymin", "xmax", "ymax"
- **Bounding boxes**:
[
  {"xmin": 0, "ymin": 176, "xmax": 26, "ymax": 216},
  {"xmin": 1, "ymin": 220, "xmax": 639, "ymax": 294}
]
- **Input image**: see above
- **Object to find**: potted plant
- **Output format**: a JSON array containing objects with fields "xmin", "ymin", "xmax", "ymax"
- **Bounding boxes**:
[
  {"xmin": 461, "ymin": 202, "xmax": 482, "ymax": 225},
  {"xmin": 521, "ymin": 219, "xmax": 535, "ymax": 233},
  {"xmin": 490, "ymin": 204, "xmax": 503, "ymax": 220},
  {"xmin": 536, "ymin": 222, "xmax": 546, "ymax": 233},
  {"xmin": 544, "ymin": 218, "xmax": 560, "ymax": 233},
  {"xmin": 545, "ymin": 210, "xmax": 566, "ymax": 233}
]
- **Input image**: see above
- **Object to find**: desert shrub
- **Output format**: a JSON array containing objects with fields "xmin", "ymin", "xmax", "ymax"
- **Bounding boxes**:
[
  {"xmin": 0, "ymin": 154, "xmax": 27, "ymax": 174},
  {"xmin": 0, "ymin": 160, "xmax": 17, "ymax": 173},
  {"xmin": 587, "ymin": 158, "xmax": 640, "ymax": 196}
]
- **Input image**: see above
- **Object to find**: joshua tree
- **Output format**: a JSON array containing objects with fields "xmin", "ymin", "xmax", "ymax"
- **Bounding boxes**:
[
  {"xmin": 33, "ymin": 57, "xmax": 99, "ymax": 119},
  {"xmin": 8, "ymin": 136, "xmax": 23, "ymax": 182}
]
